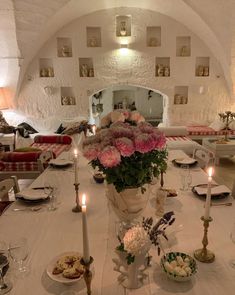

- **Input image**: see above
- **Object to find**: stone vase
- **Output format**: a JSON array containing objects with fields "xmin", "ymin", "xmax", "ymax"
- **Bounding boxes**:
[{"xmin": 106, "ymin": 184, "xmax": 150, "ymax": 224}]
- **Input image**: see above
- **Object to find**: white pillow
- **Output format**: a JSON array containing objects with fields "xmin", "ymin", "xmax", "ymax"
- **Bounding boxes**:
[
  {"xmin": 229, "ymin": 120, "xmax": 235, "ymax": 130},
  {"xmin": 158, "ymin": 126, "xmax": 188, "ymax": 136},
  {"xmin": 209, "ymin": 119, "xmax": 226, "ymax": 131}
]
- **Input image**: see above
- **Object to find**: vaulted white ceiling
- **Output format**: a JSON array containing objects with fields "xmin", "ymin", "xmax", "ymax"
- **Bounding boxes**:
[{"xmin": 1, "ymin": 0, "xmax": 235, "ymax": 101}]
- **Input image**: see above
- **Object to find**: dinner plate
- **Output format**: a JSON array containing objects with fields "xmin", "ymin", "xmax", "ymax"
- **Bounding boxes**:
[
  {"xmin": 16, "ymin": 189, "xmax": 50, "ymax": 203},
  {"xmin": 49, "ymin": 159, "xmax": 73, "ymax": 168},
  {"xmin": 16, "ymin": 196, "xmax": 50, "ymax": 204},
  {"xmin": 173, "ymin": 158, "xmax": 197, "ymax": 166},
  {"xmin": 192, "ymin": 184, "xmax": 230, "ymax": 200},
  {"xmin": 46, "ymin": 251, "xmax": 84, "ymax": 285}
]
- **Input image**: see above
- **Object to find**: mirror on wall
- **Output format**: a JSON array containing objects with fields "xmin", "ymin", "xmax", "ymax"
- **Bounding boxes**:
[{"xmin": 89, "ymin": 85, "xmax": 164, "ymax": 127}]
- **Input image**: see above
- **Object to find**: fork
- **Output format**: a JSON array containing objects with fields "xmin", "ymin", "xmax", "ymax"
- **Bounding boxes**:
[{"xmin": 13, "ymin": 207, "xmax": 42, "ymax": 212}]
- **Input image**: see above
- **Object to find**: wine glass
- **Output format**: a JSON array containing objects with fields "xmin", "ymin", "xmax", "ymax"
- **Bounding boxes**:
[
  {"xmin": 230, "ymin": 222, "xmax": 235, "ymax": 268},
  {"xmin": 9, "ymin": 237, "xmax": 28, "ymax": 274},
  {"xmin": 44, "ymin": 180, "xmax": 58, "ymax": 211},
  {"xmin": 180, "ymin": 165, "xmax": 190, "ymax": 191},
  {"xmin": 0, "ymin": 241, "xmax": 12, "ymax": 294}
]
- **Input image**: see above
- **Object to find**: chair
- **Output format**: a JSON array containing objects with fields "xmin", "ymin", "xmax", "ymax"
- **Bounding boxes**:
[
  {"xmin": 193, "ymin": 146, "xmax": 215, "ymax": 169},
  {"xmin": 0, "ymin": 176, "xmax": 19, "ymax": 201}
]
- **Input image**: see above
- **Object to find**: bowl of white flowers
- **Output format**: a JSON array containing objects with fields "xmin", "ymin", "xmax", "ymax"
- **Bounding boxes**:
[{"xmin": 160, "ymin": 252, "xmax": 197, "ymax": 282}]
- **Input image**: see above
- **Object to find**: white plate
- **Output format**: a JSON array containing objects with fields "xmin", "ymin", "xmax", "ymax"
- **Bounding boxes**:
[
  {"xmin": 49, "ymin": 159, "xmax": 73, "ymax": 167},
  {"xmin": 174, "ymin": 158, "xmax": 197, "ymax": 165},
  {"xmin": 16, "ymin": 189, "xmax": 48, "ymax": 201},
  {"xmin": 46, "ymin": 251, "xmax": 84, "ymax": 284}
]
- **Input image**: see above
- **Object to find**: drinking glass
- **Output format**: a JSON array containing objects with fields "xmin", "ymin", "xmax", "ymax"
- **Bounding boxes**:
[
  {"xmin": 9, "ymin": 237, "xmax": 28, "ymax": 273},
  {"xmin": 0, "ymin": 241, "xmax": 12, "ymax": 294},
  {"xmin": 180, "ymin": 165, "xmax": 190, "ymax": 191},
  {"xmin": 44, "ymin": 180, "xmax": 58, "ymax": 211},
  {"xmin": 230, "ymin": 222, "xmax": 235, "ymax": 268}
]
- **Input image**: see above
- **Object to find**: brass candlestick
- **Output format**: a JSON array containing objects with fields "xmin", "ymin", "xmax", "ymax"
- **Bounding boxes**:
[
  {"xmin": 80, "ymin": 256, "xmax": 94, "ymax": 295},
  {"xmin": 194, "ymin": 216, "xmax": 215, "ymax": 263},
  {"xmin": 218, "ymin": 111, "xmax": 235, "ymax": 142},
  {"xmin": 72, "ymin": 183, "xmax": 82, "ymax": 212},
  {"xmin": 160, "ymin": 171, "xmax": 164, "ymax": 187}
]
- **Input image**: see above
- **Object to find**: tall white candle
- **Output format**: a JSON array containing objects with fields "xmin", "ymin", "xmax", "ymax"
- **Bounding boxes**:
[
  {"xmin": 92, "ymin": 125, "xmax": 96, "ymax": 135},
  {"xmin": 82, "ymin": 194, "xmax": 90, "ymax": 263},
  {"xmin": 74, "ymin": 148, "xmax": 78, "ymax": 184},
  {"xmin": 204, "ymin": 167, "xmax": 213, "ymax": 220}
]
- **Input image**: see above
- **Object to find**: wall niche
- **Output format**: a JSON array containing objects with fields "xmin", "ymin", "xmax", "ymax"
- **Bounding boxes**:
[
  {"xmin": 57, "ymin": 37, "xmax": 72, "ymax": 57},
  {"xmin": 116, "ymin": 15, "xmax": 131, "ymax": 37},
  {"xmin": 39, "ymin": 58, "xmax": 54, "ymax": 77},
  {"xmin": 174, "ymin": 86, "xmax": 188, "ymax": 105},
  {"xmin": 146, "ymin": 26, "xmax": 161, "ymax": 47},
  {"xmin": 176, "ymin": 36, "xmax": 191, "ymax": 57},
  {"xmin": 61, "ymin": 87, "xmax": 76, "ymax": 105},
  {"xmin": 195, "ymin": 57, "xmax": 210, "ymax": 77},
  {"xmin": 86, "ymin": 27, "xmax": 101, "ymax": 47},
  {"xmin": 155, "ymin": 57, "xmax": 170, "ymax": 77},
  {"xmin": 79, "ymin": 58, "xmax": 94, "ymax": 77}
]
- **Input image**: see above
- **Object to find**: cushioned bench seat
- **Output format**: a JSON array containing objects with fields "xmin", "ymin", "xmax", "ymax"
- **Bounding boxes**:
[
  {"xmin": 0, "ymin": 135, "xmax": 72, "ymax": 180},
  {"xmin": 187, "ymin": 126, "xmax": 235, "ymax": 138},
  {"xmin": 166, "ymin": 136, "xmax": 200, "ymax": 155}
]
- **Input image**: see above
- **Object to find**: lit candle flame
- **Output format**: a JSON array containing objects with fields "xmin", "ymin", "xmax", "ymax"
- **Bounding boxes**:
[
  {"xmin": 74, "ymin": 148, "xmax": 78, "ymax": 157},
  {"xmin": 82, "ymin": 194, "xmax": 86, "ymax": 206},
  {"xmin": 207, "ymin": 167, "xmax": 213, "ymax": 177}
]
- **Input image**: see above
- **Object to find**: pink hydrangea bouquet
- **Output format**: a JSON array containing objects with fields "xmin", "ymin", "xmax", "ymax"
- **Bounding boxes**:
[
  {"xmin": 100, "ymin": 110, "xmax": 145, "ymax": 128},
  {"xmin": 83, "ymin": 121, "xmax": 168, "ymax": 192}
]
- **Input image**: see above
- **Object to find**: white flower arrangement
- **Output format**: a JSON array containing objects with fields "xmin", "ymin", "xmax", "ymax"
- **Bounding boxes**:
[
  {"xmin": 116, "ymin": 212, "xmax": 175, "ymax": 264},
  {"xmin": 123, "ymin": 225, "xmax": 149, "ymax": 256}
]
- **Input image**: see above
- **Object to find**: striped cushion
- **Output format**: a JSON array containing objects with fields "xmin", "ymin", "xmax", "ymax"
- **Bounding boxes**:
[
  {"xmin": 1, "ymin": 152, "xmax": 42, "ymax": 162},
  {"xmin": 31, "ymin": 143, "xmax": 70, "ymax": 158},
  {"xmin": 34, "ymin": 135, "xmax": 72, "ymax": 144},
  {"xmin": 0, "ymin": 161, "xmax": 40, "ymax": 172},
  {"xmin": 187, "ymin": 126, "xmax": 235, "ymax": 136},
  {"xmin": 166, "ymin": 136, "xmax": 192, "ymax": 142}
]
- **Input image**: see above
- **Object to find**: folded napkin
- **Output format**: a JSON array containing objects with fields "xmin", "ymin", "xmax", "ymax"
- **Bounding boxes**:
[
  {"xmin": 16, "ymin": 188, "xmax": 48, "ymax": 200},
  {"xmin": 194, "ymin": 185, "xmax": 231, "ymax": 196}
]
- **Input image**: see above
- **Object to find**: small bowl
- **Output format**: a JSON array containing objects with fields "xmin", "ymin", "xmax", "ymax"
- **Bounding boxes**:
[
  {"xmin": 160, "ymin": 252, "xmax": 197, "ymax": 282},
  {"xmin": 93, "ymin": 173, "xmax": 105, "ymax": 184}
]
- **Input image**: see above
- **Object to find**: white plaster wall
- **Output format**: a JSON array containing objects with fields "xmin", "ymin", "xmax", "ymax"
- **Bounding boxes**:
[{"xmin": 16, "ymin": 7, "xmax": 233, "ymax": 129}]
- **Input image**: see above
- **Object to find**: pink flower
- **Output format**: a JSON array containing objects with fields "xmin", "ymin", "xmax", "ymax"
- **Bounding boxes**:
[
  {"xmin": 110, "ymin": 126, "xmax": 133, "ymax": 138},
  {"xmin": 138, "ymin": 122, "xmax": 155, "ymax": 134},
  {"xmin": 137, "ymin": 115, "xmax": 145, "ymax": 123},
  {"xmin": 83, "ymin": 143, "xmax": 101, "ymax": 160},
  {"xmin": 129, "ymin": 111, "xmax": 145, "ymax": 123},
  {"xmin": 110, "ymin": 111, "xmax": 125, "ymax": 123},
  {"xmin": 114, "ymin": 137, "xmax": 135, "ymax": 157},
  {"xmin": 135, "ymin": 133, "xmax": 156, "ymax": 153},
  {"xmin": 151, "ymin": 131, "xmax": 166, "ymax": 149},
  {"xmin": 118, "ymin": 109, "xmax": 130, "ymax": 120},
  {"xmin": 98, "ymin": 146, "xmax": 121, "ymax": 167}
]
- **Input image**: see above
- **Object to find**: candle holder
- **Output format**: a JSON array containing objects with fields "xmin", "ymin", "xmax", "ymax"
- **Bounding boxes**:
[
  {"xmin": 218, "ymin": 111, "xmax": 235, "ymax": 141},
  {"xmin": 194, "ymin": 216, "xmax": 215, "ymax": 263},
  {"xmin": 80, "ymin": 256, "xmax": 94, "ymax": 295},
  {"xmin": 72, "ymin": 183, "xmax": 82, "ymax": 213}
]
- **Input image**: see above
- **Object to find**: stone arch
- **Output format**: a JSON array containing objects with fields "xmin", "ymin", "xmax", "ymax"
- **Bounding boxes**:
[{"xmin": 87, "ymin": 82, "xmax": 169, "ymax": 126}]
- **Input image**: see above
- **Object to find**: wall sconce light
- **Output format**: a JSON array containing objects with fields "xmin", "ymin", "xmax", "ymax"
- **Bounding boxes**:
[{"xmin": 120, "ymin": 44, "xmax": 129, "ymax": 56}]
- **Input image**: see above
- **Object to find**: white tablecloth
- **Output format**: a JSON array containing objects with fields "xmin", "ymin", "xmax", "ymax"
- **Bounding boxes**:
[{"xmin": 1, "ymin": 150, "xmax": 235, "ymax": 295}]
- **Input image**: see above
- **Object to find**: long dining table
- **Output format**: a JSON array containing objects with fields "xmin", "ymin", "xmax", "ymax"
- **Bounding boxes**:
[{"xmin": 1, "ymin": 149, "xmax": 235, "ymax": 295}]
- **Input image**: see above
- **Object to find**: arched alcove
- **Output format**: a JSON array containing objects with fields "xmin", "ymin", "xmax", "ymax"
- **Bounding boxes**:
[{"xmin": 88, "ymin": 84, "xmax": 169, "ymax": 127}]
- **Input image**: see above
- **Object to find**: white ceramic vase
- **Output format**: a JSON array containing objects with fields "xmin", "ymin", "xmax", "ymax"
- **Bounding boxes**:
[
  {"xmin": 113, "ymin": 245, "xmax": 151, "ymax": 289},
  {"xmin": 106, "ymin": 184, "xmax": 150, "ymax": 224}
]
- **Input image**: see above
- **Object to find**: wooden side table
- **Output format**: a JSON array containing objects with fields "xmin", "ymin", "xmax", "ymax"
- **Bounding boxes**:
[{"xmin": 0, "ymin": 133, "xmax": 15, "ymax": 151}]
